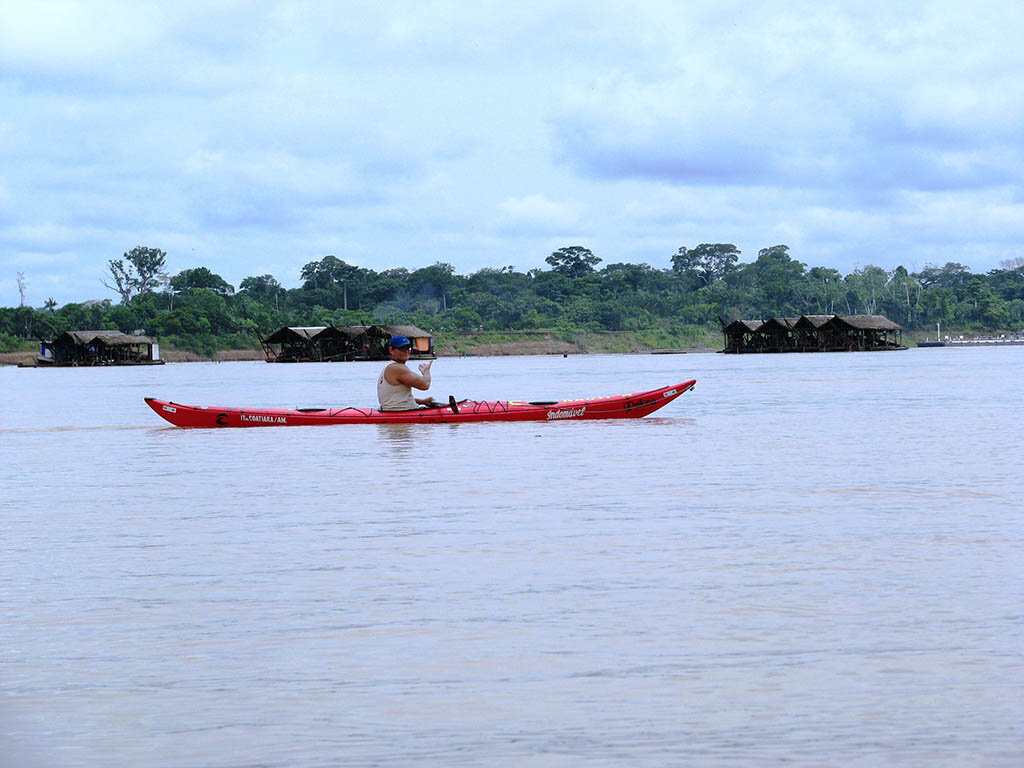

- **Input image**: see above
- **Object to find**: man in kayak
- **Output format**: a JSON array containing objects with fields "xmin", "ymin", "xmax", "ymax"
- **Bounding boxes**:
[{"xmin": 377, "ymin": 334, "xmax": 437, "ymax": 410}]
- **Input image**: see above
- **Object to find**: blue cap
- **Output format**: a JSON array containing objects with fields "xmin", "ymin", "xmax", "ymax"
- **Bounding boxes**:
[{"xmin": 389, "ymin": 334, "xmax": 412, "ymax": 349}]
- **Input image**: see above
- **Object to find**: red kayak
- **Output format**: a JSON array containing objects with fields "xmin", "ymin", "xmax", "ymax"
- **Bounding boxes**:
[{"xmin": 145, "ymin": 380, "xmax": 696, "ymax": 428}]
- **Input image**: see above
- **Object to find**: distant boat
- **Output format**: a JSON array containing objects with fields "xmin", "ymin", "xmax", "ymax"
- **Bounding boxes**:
[
  {"xmin": 924, "ymin": 319, "xmax": 1024, "ymax": 346},
  {"xmin": 918, "ymin": 322, "xmax": 947, "ymax": 348},
  {"xmin": 947, "ymin": 337, "xmax": 1024, "ymax": 346}
]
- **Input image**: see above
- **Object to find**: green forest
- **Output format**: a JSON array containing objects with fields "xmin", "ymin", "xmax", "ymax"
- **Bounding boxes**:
[{"xmin": 4, "ymin": 244, "xmax": 1024, "ymax": 354}]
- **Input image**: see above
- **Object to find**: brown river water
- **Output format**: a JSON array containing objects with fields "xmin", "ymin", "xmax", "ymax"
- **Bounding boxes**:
[{"xmin": 2, "ymin": 348, "xmax": 1022, "ymax": 767}]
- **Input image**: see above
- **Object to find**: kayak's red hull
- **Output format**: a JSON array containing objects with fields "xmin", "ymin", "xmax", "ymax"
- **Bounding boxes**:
[{"xmin": 144, "ymin": 380, "xmax": 696, "ymax": 428}]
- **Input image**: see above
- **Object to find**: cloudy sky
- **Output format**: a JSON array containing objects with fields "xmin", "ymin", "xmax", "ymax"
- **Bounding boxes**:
[{"xmin": 2, "ymin": 0, "xmax": 1023, "ymax": 307}]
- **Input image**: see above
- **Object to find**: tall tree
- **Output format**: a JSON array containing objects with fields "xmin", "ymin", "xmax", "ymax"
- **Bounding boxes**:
[
  {"xmin": 745, "ymin": 245, "xmax": 807, "ymax": 315},
  {"xmin": 102, "ymin": 246, "xmax": 167, "ymax": 304},
  {"xmin": 240, "ymin": 274, "xmax": 283, "ymax": 296},
  {"xmin": 103, "ymin": 259, "xmax": 135, "ymax": 304},
  {"xmin": 845, "ymin": 265, "xmax": 889, "ymax": 315},
  {"xmin": 300, "ymin": 258, "xmax": 322, "ymax": 290},
  {"xmin": 885, "ymin": 266, "xmax": 921, "ymax": 325},
  {"xmin": 671, "ymin": 244, "xmax": 740, "ymax": 287},
  {"xmin": 408, "ymin": 262, "xmax": 457, "ymax": 311},
  {"xmin": 170, "ymin": 267, "xmax": 235, "ymax": 296},
  {"xmin": 301, "ymin": 255, "xmax": 361, "ymax": 308},
  {"xmin": 916, "ymin": 262, "xmax": 970, "ymax": 292},
  {"xmin": 806, "ymin": 267, "xmax": 844, "ymax": 314},
  {"xmin": 301, "ymin": 255, "xmax": 359, "ymax": 290},
  {"xmin": 546, "ymin": 246, "xmax": 601, "ymax": 278}
]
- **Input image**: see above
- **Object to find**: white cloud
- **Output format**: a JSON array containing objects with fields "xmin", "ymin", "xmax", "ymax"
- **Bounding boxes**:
[
  {"xmin": 497, "ymin": 194, "xmax": 581, "ymax": 233},
  {"xmin": 550, "ymin": 2, "xmax": 1024, "ymax": 195},
  {"xmin": 2, "ymin": 1, "xmax": 1024, "ymax": 305}
]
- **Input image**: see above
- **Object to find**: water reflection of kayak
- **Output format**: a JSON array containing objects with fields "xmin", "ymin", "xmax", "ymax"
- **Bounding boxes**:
[{"xmin": 145, "ymin": 380, "xmax": 696, "ymax": 428}]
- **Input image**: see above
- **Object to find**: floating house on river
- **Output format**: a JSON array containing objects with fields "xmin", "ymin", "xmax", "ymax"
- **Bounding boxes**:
[
  {"xmin": 721, "ymin": 314, "xmax": 904, "ymax": 353},
  {"xmin": 258, "ymin": 326, "xmax": 328, "ymax": 362},
  {"xmin": 720, "ymin": 320, "xmax": 764, "ymax": 354},
  {"xmin": 259, "ymin": 324, "xmax": 434, "ymax": 362},
  {"xmin": 23, "ymin": 330, "xmax": 164, "ymax": 366}
]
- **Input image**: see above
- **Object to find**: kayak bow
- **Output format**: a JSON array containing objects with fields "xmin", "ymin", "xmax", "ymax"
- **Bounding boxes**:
[{"xmin": 145, "ymin": 379, "xmax": 696, "ymax": 428}]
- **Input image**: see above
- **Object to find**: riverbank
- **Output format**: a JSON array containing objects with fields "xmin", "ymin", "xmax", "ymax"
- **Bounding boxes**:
[
  {"xmin": 1, "ymin": 329, "xmax": 721, "ymax": 365},
  {"xmin": 435, "ymin": 329, "xmax": 719, "ymax": 356},
  {"xmin": 8, "ymin": 326, "xmax": 1021, "ymax": 365},
  {"xmin": 0, "ymin": 348, "xmax": 268, "ymax": 365}
]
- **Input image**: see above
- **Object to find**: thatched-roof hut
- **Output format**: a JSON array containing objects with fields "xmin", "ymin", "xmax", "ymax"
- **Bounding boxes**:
[
  {"xmin": 47, "ymin": 330, "xmax": 163, "ymax": 365},
  {"xmin": 259, "ymin": 327, "xmax": 328, "ymax": 362},
  {"xmin": 721, "ymin": 314, "xmax": 905, "ymax": 353},
  {"xmin": 379, "ymin": 325, "xmax": 434, "ymax": 357},
  {"xmin": 259, "ymin": 324, "xmax": 435, "ymax": 362},
  {"xmin": 825, "ymin": 315, "xmax": 904, "ymax": 351},
  {"xmin": 721, "ymin": 320, "xmax": 763, "ymax": 353},
  {"xmin": 758, "ymin": 317, "xmax": 800, "ymax": 352},
  {"xmin": 793, "ymin": 315, "xmax": 834, "ymax": 351},
  {"xmin": 313, "ymin": 326, "xmax": 368, "ymax": 361}
]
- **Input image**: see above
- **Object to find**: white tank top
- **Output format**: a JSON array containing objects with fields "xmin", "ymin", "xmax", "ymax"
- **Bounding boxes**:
[{"xmin": 377, "ymin": 364, "xmax": 419, "ymax": 410}]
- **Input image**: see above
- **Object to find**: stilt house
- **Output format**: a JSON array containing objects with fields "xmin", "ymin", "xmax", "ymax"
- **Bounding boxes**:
[{"xmin": 721, "ymin": 314, "xmax": 904, "ymax": 353}]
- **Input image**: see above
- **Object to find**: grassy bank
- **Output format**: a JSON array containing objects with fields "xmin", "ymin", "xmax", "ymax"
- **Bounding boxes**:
[
  {"xmin": 160, "ymin": 348, "xmax": 264, "ymax": 362},
  {"xmin": 434, "ymin": 327, "xmax": 721, "ymax": 356}
]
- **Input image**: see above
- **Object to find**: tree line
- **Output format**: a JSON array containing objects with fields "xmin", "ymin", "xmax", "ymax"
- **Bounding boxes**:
[{"xmin": 3, "ymin": 244, "xmax": 1023, "ymax": 353}]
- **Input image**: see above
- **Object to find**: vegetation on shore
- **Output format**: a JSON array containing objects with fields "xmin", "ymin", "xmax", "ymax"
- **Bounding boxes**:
[
  {"xmin": 0, "ymin": 329, "xmax": 720, "ymax": 365},
  {"xmin": 4, "ymin": 244, "xmax": 1023, "ymax": 360}
]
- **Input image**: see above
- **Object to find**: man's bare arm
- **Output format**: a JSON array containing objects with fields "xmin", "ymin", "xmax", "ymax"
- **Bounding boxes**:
[{"xmin": 392, "ymin": 364, "xmax": 431, "ymax": 391}]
